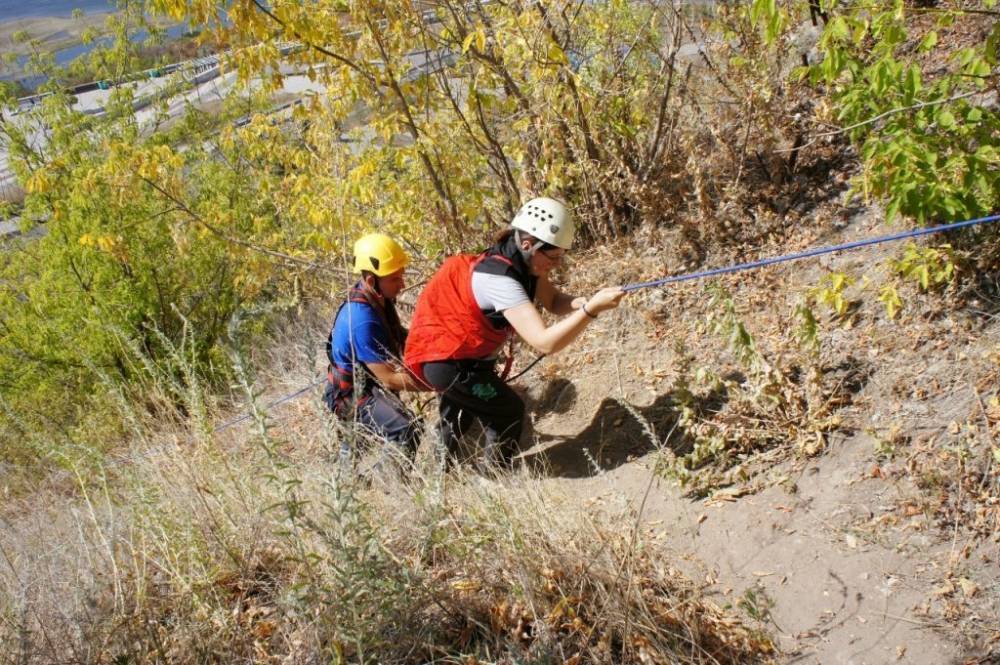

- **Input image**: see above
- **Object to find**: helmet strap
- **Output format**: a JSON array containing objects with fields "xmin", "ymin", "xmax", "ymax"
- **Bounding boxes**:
[{"xmin": 513, "ymin": 229, "xmax": 543, "ymax": 260}]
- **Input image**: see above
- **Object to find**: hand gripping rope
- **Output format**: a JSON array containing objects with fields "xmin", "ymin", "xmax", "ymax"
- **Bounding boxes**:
[
  {"xmin": 507, "ymin": 212, "xmax": 1000, "ymax": 383},
  {"xmin": 215, "ymin": 212, "xmax": 999, "ymax": 433}
]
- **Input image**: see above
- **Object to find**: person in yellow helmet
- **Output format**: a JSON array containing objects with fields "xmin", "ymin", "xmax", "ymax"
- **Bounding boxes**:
[{"xmin": 324, "ymin": 233, "xmax": 429, "ymax": 464}]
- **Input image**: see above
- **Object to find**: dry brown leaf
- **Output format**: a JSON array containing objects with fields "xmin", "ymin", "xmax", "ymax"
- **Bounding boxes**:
[
  {"xmin": 253, "ymin": 620, "xmax": 276, "ymax": 640},
  {"xmin": 958, "ymin": 577, "xmax": 979, "ymax": 598},
  {"xmin": 933, "ymin": 580, "xmax": 954, "ymax": 597}
]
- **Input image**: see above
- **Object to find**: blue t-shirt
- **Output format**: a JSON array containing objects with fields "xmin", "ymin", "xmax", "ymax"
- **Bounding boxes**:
[{"xmin": 330, "ymin": 301, "xmax": 392, "ymax": 374}]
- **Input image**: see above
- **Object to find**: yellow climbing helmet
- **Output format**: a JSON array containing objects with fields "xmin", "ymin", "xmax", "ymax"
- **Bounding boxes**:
[{"xmin": 353, "ymin": 233, "xmax": 409, "ymax": 277}]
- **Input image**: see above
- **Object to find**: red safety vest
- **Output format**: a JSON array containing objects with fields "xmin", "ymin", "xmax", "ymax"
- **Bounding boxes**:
[{"xmin": 404, "ymin": 254, "xmax": 512, "ymax": 383}]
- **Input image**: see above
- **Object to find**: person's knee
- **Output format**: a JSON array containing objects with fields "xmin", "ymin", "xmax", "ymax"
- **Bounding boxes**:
[
  {"xmin": 499, "ymin": 389, "xmax": 525, "ymax": 422},
  {"xmin": 377, "ymin": 410, "xmax": 419, "ymax": 447}
]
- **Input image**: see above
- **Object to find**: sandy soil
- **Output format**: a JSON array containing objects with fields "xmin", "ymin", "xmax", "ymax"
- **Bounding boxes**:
[{"xmin": 508, "ymin": 205, "xmax": 999, "ymax": 663}]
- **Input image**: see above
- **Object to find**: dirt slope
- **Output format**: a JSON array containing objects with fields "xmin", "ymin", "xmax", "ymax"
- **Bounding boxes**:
[{"xmin": 510, "ymin": 207, "xmax": 999, "ymax": 664}]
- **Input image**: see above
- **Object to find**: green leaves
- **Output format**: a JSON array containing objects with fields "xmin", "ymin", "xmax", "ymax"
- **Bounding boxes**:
[
  {"xmin": 809, "ymin": 1, "xmax": 999, "ymax": 226},
  {"xmin": 903, "ymin": 65, "xmax": 921, "ymax": 102},
  {"xmin": 919, "ymin": 31, "xmax": 938, "ymax": 53},
  {"xmin": 892, "ymin": 243, "xmax": 956, "ymax": 291},
  {"xmin": 826, "ymin": 16, "xmax": 850, "ymax": 44},
  {"xmin": 750, "ymin": 0, "xmax": 786, "ymax": 45},
  {"xmin": 936, "ymin": 109, "xmax": 956, "ymax": 130}
]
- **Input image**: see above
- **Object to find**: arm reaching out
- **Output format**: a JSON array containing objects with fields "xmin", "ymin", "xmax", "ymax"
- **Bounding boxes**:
[{"xmin": 504, "ymin": 286, "xmax": 626, "ymax": 355}]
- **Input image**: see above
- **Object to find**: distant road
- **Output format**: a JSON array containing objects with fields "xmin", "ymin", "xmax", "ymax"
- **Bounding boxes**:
[
  {"xmin": 0, "ymin": 40, "xmax": 463, "ymax": 237},
  {"xmin": 1, "ymin": 48, "xmax": 291, "ymax": 199}
]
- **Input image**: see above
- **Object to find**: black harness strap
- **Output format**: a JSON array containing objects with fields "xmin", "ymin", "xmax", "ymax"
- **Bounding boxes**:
[{"xmin": 474, "ymin": 235, "xmax": 538, "ymax": 330}]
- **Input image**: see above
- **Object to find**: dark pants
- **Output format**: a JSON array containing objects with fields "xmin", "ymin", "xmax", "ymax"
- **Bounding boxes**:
[
  {"xmin": 422, "ymin": 360, "xmax": 524, "ymax": 468},
  {"xmin": 323, "ymin": 382, "xmax": 422, "ymax": 463}
]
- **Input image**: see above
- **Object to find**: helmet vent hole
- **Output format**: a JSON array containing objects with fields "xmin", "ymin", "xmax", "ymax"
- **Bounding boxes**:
[{"xmin": 370, "ymin": 257, "xmax": 380, "ymax": 270}]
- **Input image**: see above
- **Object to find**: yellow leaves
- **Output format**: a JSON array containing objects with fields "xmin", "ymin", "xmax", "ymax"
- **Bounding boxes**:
[
  {"xmin": 810, "ymin": 272, "xmax": 855, "ymax": 318},
  {"xmin": 152, "ymin": 0, "xmax": 192, "ymax": 22},
  {"xmin": 132, "ymin": 145, "xmax": 183, "ymax": 182},
  {"xmin": 301, "ymin": 231, "xmax": 336, "ymax": 252},
  {"xmin": 879, "ymin": 284, "xmax": 902, "ymax": 320},
  {"xmin": 516, "ymin": 10, "xmax": 537, "ymax": 30},
  {"xmin": 546, "ymin": 42, "xmax": 568, "ymax": 66},
  {"xmin": 451, "ymin": 578, "xmax": 481, "ymax": 592},
  {"xmin": 462, "ymin": 26, "xmax": 487, "ymax": 54},
  {"xmin": 308, "ymin": 207, "xmax": 327, "ymax": 227},
  {"xmin": 79, "ymin": 233, "xmax": 128, "ymax": 262},
  {"xmin": 24, "ymin": 168, "xmax": 53, "ymax": 194},
  {"xmin": 346, "ymin": 158, "xmax": 383, "ymax": 205}
]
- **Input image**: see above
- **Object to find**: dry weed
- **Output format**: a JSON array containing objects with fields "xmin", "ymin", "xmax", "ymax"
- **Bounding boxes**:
[{"xmin": 0, "ymin": 408, "xmax": 776, "ymax": 664}]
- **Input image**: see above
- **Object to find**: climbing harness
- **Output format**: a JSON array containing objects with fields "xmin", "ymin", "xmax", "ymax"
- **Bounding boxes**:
[{"xmin": 499, "ymin": 336, "xmax": 516, "ymax": 381}]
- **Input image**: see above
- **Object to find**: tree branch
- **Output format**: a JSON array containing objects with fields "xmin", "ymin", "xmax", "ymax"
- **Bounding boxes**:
[
  {"xmin": 138, "ymin": 175, "xmax": 333, "ymax": 274},
  {"xmin": 778, "ymin": 88, "xmax": 989, "ymax": 154},
  {"xmin": 249, "ymin": 0, "xmax": 376, "ymax": 87}
]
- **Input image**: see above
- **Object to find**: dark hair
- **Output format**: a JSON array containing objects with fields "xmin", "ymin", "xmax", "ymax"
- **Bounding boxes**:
[
  {"xmin": 493, "ymin": 228, "xmax": 516, "ymax": 244},
  {"xmin": 494, "ymin": 228, "xmax": 555, "ymax": 250},
  {"xmin": 359, "ymin": 270, "xmax": 384, "ymax": 295}
]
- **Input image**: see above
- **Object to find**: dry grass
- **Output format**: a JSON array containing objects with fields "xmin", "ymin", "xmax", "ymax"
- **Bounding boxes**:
[{"xmin": 0, "ymin": 325, "xmax": 776, "ymax": 664}]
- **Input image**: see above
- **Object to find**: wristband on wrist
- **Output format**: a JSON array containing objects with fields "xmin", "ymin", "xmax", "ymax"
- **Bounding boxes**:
[{"xmin": 581, "ymin": 302, "xmax": 598, "ymax": 319}]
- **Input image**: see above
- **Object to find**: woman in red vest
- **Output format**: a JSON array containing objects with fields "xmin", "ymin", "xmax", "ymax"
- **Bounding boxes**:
[{"xmin": 405, "ymin": 198, "xmax": 625, "ymax": 468}]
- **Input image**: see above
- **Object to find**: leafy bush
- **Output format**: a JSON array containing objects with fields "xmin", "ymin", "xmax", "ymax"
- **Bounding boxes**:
[
  {"xmin": 806, "ymin": 0, "xmax": 999, "ymax": 224},
  {"xmin": 0, "ymin": 0, "xmax": 828, "ymax": 474}
]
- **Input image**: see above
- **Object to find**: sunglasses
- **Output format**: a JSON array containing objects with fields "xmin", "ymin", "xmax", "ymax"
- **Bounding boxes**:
[{"xmin": 538, "ymin": 247, "xmax": 566, "ymax": 262}]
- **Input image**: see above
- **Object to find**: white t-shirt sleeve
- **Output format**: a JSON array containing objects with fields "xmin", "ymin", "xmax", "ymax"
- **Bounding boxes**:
[{"xmin": 471, "ymin": 272, "xmax": 531, "ymax": 312}]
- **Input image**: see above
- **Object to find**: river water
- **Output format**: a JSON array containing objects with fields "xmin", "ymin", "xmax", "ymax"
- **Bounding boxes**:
[
  {"xmin": 1, "ymin": 0, "xmax": 188, "ymax": 89},
  {"xmin": 0, "ymin": 0, "xmax": 117, "ymax": 21}
]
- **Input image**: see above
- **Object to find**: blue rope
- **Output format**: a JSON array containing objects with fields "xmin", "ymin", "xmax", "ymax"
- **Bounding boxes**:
[
  {"xmin": 211, "ymin": 212, "xmax": 1000, "ymax": 428},
  {"xmin": 213, "ymin": 377, "xmax": 327, "ymax": 433},
  {"xmin": 622, "ymin": 213, "xmax": 1000, "ymax": 293}
]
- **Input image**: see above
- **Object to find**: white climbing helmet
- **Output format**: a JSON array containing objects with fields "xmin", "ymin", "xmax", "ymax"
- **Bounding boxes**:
[{"xmin": 510, "ymin": 197, "xmax": 574, "ymax": 250}]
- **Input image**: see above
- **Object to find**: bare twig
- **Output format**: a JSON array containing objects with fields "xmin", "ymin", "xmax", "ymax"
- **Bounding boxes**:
[
  {"xmin": 138, "ymin": 175, "xmax": 334, "ymax": 275},
  {"xmin": 778, "ymin": 88, "xmax": 989, "ymax": 156},
  {"xmin": 817, "ymin": 89, "xmax": 986, "ymax": 137}
]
